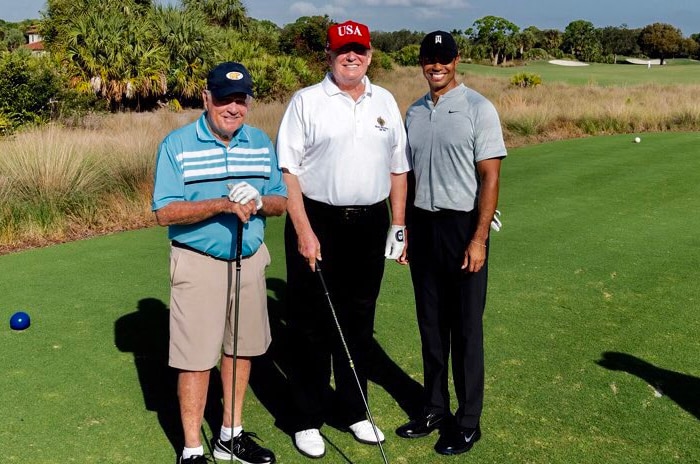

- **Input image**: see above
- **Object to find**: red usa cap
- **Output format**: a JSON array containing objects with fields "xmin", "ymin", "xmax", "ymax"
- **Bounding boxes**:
[{"xmin": 327, "ymin": 20, "xmax": 371, "ymax": 51}]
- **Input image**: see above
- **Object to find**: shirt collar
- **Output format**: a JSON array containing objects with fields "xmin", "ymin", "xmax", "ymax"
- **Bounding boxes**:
[
  {"xmin": 322, "ymin": 73, "xmax": 372, "ymax": 98},
  {"xmin": 196, "ymin": 112, "xmax": 250, "ymax": 146},
  {"xmin": 423, "ymin": 83, "xmax": 464, "ymax": 107}
]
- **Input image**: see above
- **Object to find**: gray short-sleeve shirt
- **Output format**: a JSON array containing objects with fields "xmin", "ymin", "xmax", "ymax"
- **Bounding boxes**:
[{"xmin": 406, "ymin": 83, "xmax": 507, "ymax": 212}]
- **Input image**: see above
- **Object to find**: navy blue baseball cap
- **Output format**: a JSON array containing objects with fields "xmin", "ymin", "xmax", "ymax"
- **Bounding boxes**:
[
  {"xmin": 207, "ymin": 62, "xmax": 254, "ymax": 99},
  {"xmin": 420, "ymin": 31, "xmax": 459, "ymax": 60}
]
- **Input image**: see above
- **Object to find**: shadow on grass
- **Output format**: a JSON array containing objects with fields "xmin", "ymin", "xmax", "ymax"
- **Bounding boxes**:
[
  {"xmin": 596, "ymin": 351, "xmax": 700, "ymax": 420},
  {"xmin": 250, "ymin": 278, "xmax": 424, "ymax": 438},
  {"xmin": 114, "ymin": 297, "xmax": 225, "ymax": 454}
]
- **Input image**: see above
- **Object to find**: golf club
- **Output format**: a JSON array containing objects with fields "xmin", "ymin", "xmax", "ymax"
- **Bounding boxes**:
[
  {"xmin": 229, "ymin": 219, "xmax": 244, "ymax": 462},
  {"xmin": 315, "ymin": 262, "xmax": 389, "ymax": 464}
]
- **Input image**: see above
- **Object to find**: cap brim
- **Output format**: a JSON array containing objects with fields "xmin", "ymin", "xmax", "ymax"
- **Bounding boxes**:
[
  {"xmin": 329, "ymin": 41, "xmax": 370, "ymax": 51},
  {"xmin": 210, "ymin": 87, "xmax": 254, "ymax": 99}
]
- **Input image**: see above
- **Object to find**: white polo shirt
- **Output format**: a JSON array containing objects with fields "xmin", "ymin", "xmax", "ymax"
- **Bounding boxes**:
[{"xmin": 277, "ymin": 73, "xmax": 410, "ymax": 206}]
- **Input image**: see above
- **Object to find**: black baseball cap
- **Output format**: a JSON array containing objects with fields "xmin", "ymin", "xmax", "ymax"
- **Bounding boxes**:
[
  {"xmin": 419, "ymin": 30, "xmax": 459, "ymax": 61},
  {"xmin": 207, "ymin": 62, "xmax": 254, "ymax": 99}
]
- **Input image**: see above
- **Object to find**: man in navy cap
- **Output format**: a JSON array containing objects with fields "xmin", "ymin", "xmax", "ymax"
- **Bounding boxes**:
[
  {"xmin": 396, "ymin": 30, "xmax": 506, "ymax": 456},
  {"xmin": 153, "ymin": 62, "xmax": 287, "ymax": 464}
]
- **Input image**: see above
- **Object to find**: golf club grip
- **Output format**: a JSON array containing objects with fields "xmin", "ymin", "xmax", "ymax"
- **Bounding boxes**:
[{"xmin": 236, "ymin": 220, "xmax": 244, "ymax": 264}]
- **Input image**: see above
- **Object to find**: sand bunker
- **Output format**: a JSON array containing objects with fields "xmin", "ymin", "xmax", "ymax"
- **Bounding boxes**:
[
  {"xmin": 548, "ymin": 59, "xmax": 590, "ymax": 67},
  {"xmin": 626, "ymin": 58, "xmax": 662, "ymax": 65}
]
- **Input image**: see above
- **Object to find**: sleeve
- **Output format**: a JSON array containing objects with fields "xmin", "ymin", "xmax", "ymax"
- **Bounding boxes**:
[
  {"xmin": 389, "ymin": 96, "xmax": 411, "ymax": 174},
  {"xmin": 151, "ymin": 137, "xmax": 185, "ymax": 211},
  {"xmin": 275, "ymin": 93, "xmax": 306, "ymax": 175},
  {"xmin": 263, "ymin": 138, "xmax": 288, "ymax": 198},
  {"xmin": 473, "ymin": 99, "xmax": 507, "ymax": 162}
]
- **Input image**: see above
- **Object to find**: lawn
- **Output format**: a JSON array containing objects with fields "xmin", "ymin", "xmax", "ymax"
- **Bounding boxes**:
[
  {"xmin": 461, "ymin": 58, "xmax": 700, "ymax": 86},
  {"xmin": 1, "ymin": 132, "xmax": 699, "ymax": 463}
]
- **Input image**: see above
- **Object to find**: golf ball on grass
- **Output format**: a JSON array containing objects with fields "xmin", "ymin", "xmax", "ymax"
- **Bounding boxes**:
[
  {"xmin": 10, "ymin": 311, "xmax": 31, "ymax": 331},
  {"xmin": 634, "ymin": 137, "xmax": 641, "ymax": 143}
]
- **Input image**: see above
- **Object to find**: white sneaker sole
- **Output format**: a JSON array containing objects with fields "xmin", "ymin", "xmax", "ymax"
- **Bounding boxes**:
[{"xmin": 213, "ymin": 448, "xmax": 244, "ymax": 462}]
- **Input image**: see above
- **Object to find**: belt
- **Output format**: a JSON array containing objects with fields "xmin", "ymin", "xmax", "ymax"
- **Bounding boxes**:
[
  {"xmin": 303, "ymin": 196, "xmax": 386, "ymax": 222},
  {"xmin": 172, "ymin": 241, "xmax": 250, "ymax": 262}
]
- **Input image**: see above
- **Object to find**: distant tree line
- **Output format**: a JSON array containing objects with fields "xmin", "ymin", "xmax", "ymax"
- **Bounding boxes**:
[
  {"xmin": 1, "ymin": 2, "xmax": 699, "ymax": 132},
  {"xmin": 376, "ymin": 17, "xmax": 699, "ymax": 66}
]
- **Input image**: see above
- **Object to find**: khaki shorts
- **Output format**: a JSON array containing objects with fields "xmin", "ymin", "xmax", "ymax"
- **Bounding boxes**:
[{"xmin": 168, "ymin": 243, "xmax": 272, "ymax": 371}]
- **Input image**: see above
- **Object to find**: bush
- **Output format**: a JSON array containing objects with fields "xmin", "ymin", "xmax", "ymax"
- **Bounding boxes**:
[
  {"xmin": 510, "ymin": 72, "xmax": 542, "ymax": 88},
  {"xmin": 368, "ymin": 49, "xmax": 394, "ymax": 81},
  {"xmin": 0, "ymin": 51, "xmax": 63, "ymax": 132},
  {"xmin": 524, "ymin": 48, "xmax": 550, "ymax": 61},
  {"xmin": 392, "ymin": 44, "xmax": 420, "ymax": 66}
]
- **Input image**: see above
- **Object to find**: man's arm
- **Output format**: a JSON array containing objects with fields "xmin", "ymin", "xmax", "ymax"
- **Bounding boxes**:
[
  {"xmin": 258, "ymin": 195, "xmax": 287, "ymax": 217},
  {"xmin": 155, "ymin": 198, "xmax": 252, "ymax": 226},
  {"xmin": 389, "ymin": 172, "xmax": 407, "ymax": 226},
  {"xmin": 283, "ymin": 170, "xmax": 320, "ymax": 270},
  {"xmin": 462, "ymin": 157, "xmax": 502, "ymax": 273}
]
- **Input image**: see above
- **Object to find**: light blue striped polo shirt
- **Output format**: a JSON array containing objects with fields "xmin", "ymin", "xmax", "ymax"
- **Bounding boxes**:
[{"xmin": 152, "ymin": 113, "xmax": 287, "ymax": 259}]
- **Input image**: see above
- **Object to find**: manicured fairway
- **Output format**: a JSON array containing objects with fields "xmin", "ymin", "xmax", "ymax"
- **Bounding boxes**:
[
  {"xmin": 461, "ymin": 58, "xmax": 700, "ymax": 86},
  {"xmin": 1, "ymin": 132, "xmax": 698, "ymax": 463}
]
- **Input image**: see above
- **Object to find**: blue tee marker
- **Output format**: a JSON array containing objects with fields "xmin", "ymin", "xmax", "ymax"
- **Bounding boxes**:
[{"xmin": 10, "ymin": 311, "xmax": 30, "ymax": 330}]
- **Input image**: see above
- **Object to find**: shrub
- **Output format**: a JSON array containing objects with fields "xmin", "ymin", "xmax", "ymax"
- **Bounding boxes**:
[
  {"xmin": 0, "ymin": 51, "xmax": 63, "ymax": 132},
  {"xmin": 392, "ymin": 44, "xmax": 420, "ymax": 66},
  {"xmin": 510, "ymin": 72, "xmax": 542, "ymax": 88},
  {"xmin": 524, "ymin": 48, "xmax": 550, "ymax": 61}
]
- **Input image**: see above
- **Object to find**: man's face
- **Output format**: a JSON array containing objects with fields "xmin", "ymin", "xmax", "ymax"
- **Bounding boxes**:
[
  {"xmin": 203, "ymin": 91, "xmax": 249, "ymax": 142},
  {"xmin": 328, "ymin": 43, "xmax": 372, "ymax": 88},
  {"xmin": 420, "ymin": 53, "xmax": 460, "ymax": 94}
]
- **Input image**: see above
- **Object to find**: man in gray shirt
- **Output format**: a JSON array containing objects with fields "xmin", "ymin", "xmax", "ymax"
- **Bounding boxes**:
[{"xmin": 395, "ymin": 30, "xmax": 506, "ymax": 456}]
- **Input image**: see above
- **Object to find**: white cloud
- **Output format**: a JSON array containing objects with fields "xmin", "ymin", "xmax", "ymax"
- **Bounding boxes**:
[{"xmin": 289, "ymin": 2, "xmax": 347, "ymax": 17}]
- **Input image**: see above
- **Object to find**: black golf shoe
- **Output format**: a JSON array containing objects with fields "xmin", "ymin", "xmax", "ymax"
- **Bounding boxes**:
[
  {"xmin": 434, "ymin": 423, "xmax": 481, "ymax": 455},
  {"xmin": 213, "ymin": 431, "xmax": 276, "ymax": 463},
  {"xmin": 179, "ymin": 455, "xmax": 210, "ymax": 463},
  {"xmin": 396, "ymin": 412, "xmax": 448, "ymax": 438}
]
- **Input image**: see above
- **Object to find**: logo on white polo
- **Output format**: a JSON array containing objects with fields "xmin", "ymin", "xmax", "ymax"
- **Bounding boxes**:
[
  {"xmin": 375, "ymin": 116, "xmax": 388, "ymax": 132},
  {"xmin": 226, "ymin": 71, "xmax": 244, "ymax": 81}
]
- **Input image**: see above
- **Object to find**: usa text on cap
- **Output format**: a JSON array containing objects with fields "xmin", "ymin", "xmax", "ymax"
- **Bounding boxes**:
[{"xmin": 327, "ymin": 20, "xmax": 371, "ymax": 51}]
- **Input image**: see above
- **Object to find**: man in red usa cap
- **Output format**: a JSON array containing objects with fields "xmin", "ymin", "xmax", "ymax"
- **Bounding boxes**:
[{"xmin": 276, "ymin": 20, "xmax": 410, "ymax": 459}]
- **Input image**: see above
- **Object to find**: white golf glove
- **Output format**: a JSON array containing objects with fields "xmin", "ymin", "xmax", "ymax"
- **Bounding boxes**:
[
  {"xmin": 490, "ymin": 209, "xmax": 502, "ymax": 232},
  {"xmin": 227, "ymin": 182, "xmax": 263, "ymax": 210},
  {"xmin": 384, "ymin": 225, "xmax": 406, "ymax": 259}
]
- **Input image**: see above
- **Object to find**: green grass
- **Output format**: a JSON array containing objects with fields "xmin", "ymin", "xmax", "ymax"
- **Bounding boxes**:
[
  {"xmin": 1, "ymin": 132, "xmax": 699, "ymax": 463},
  {"xmin": 460, "ymin": 59, "xmax": 700, "ymax": 86}
]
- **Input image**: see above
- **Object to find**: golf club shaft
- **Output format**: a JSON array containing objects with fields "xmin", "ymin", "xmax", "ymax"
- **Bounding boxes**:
[
  {"xmin": 315, "ymin": 263, "xmax": 389, "ymax": 464},
  {"xmin": 230, "ymin": 220, "xmax": 244, "ymax": 461}
]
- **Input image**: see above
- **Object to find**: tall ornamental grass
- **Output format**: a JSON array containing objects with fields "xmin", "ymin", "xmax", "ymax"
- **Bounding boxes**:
[{"xmin": 0, "ymin": 111, "xmax": 195, "ymax": 251}]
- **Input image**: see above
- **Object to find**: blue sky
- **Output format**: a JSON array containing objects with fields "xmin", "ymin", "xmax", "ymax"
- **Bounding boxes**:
[{"xmin": 1, "ymin": 0, "xmax": 698, "ymax": 35}]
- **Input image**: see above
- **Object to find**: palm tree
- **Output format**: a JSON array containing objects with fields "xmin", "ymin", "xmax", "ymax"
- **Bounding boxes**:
[
  {"xmin": 63, "ymin": 10, "xmax": 168, "ymax": 108},
  {"xmin": 150, "ymin": 4, "xmax": 218, "ymax": 101},
  {"xmin": 182, "ymin": 0, "xmax": 248, "ymax": 31}
]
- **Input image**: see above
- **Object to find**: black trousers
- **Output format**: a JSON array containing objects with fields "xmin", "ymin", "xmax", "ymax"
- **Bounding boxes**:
[
  {"xmin": 408, "ymin": 207, "xmax": 488, "ymax": 429},
  {"xmin": 284, "ymin": 196, "xmax": 389, "ymax": 431}
]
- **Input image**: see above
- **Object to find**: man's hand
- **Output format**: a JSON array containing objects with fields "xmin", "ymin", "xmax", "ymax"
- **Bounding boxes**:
[
  {"xmin": 490, "ymin": 209, "xmax": 502, "ymax": 232},
  {"xmin": 384, "ymin": 225, "xmax": 406, "ymax": 260},
  {"xmin": 227, "ymin": 182, "xmax": 263, "ymax": 210}
]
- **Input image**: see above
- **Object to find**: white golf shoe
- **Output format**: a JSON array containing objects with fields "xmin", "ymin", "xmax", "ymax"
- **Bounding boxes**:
[
  {"xmin": 294, "ymin": 428, "xmax": 325, "ymax": 458},
  {"xmin": 349, "ymin": 420, "xmax": 385, "ymax": 444}
]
